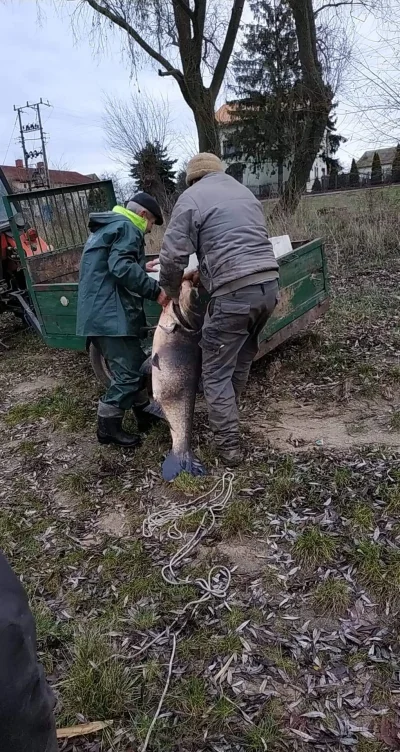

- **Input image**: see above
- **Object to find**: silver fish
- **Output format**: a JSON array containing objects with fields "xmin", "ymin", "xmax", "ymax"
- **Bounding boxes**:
[{"xmin": 143, "ymin": 278, "xmax": 207, "ymax": 481}]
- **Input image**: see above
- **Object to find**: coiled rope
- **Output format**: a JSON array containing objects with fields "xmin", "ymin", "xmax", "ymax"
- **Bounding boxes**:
[{"xmin": 139, "ymin": 471, "xmax": 235, "ymax": 751}]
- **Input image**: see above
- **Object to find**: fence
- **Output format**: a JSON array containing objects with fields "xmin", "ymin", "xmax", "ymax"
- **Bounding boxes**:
[{"xmin": 314, "ymin": 170, "xmax": 399, "ymax": 194}]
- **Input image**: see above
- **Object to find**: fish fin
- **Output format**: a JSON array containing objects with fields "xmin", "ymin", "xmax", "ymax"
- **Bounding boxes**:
[
  {"xmin": 140, "ymin": 356, "xmax": 152, "ymax": 376},
  {"xmin": 162, "ymin": 451, "xmax": 207, "ymax": 482},
  {"xmin": 143, "ymin": 401, "xmax": 167, "ymax": 421}
]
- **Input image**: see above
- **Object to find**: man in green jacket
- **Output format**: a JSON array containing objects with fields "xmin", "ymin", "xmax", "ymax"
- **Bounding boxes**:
[{"xmin": 77, "ymin": 193, "xmax": 169, "ymax": 448}]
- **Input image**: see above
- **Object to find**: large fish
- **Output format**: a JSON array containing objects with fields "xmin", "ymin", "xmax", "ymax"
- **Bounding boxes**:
[{"xmin": 143, "ymin": 276, "xmax": 207, "ymax": 481}]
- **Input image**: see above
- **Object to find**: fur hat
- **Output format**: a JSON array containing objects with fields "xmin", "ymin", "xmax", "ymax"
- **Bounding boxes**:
[{"xmin": 186, "ymin": 153, "xmax": 224, "ymax": 186}]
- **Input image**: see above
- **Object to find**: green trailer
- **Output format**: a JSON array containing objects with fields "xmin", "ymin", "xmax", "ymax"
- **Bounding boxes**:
[{"xmin": 2, "ymin": 180, "xmax": 329, "ymax": 385}]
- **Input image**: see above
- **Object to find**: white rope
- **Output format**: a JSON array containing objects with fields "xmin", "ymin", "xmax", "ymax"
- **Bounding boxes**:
[
  {"xmin": 136, "ymin": 471, "xmax": 235, "ymax": 750},
  {"xmin": 142, "ymin": 472, "xmax": 235, "ymax": 607},
  {"xmin": 140, "ymin": 633, "xmax": 176, "ymax": 752}
]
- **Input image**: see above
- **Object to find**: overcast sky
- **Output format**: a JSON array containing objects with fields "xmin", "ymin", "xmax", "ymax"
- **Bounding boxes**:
[{"xmin": 0, "ymin": 0, "xmax": 397, "ymax": 178}]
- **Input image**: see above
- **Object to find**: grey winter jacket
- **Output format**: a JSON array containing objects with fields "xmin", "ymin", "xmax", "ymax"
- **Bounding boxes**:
[{"xmin": 159, "ymin": 171, "xmax": 279, "ymax": 298}]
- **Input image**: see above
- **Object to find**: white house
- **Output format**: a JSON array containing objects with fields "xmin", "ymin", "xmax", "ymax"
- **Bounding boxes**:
[
  {"xmin": 215, "ymin": 104, "xmax": 330, "ymax": 195},
  {"xmin": 356, "ymin": 147, "xmax": 396, "ymax": 178}
]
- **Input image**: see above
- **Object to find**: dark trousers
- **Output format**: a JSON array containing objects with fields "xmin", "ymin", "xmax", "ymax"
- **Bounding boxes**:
[
  {"xmin": 200, "ymin": 280, "xmax": 279, "ymax": 448},
  {"xmin": 0, "ymin": 551, "xmax": 58, "ymax": 752},
  {"xmin": 93, "ymin": 336, "xmax": 147, "ymax": 415}
]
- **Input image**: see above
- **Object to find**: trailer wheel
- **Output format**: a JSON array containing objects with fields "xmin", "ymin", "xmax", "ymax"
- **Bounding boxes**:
[{"xmin": 89, "ymin": 342, "xmax": 112, "ymax": 388}]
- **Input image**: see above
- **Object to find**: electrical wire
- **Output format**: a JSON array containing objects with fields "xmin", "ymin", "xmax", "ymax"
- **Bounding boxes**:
[{"xmin": 2, "ymin": 115, "xmax": 18, "ymax": 164}]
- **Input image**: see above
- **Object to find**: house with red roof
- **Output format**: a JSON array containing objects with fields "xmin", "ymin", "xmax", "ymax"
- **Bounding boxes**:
[{"xmin": 1, "ymin": 160, "xmax": 98, "ymax": 193}]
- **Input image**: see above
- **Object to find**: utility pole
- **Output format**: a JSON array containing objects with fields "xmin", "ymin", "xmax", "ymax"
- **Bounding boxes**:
[{"xmin": 14, "ymin": 99, "xmax": 51, "ymax": 190}]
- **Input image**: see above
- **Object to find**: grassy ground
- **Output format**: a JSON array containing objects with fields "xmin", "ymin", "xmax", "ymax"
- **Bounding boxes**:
[{"xmin": 0, "ymin": 188, "xmax": 400, "ymax": 750}]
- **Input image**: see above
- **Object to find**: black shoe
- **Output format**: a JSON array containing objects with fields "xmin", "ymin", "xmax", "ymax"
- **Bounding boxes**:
[
  {"xmin": 97, "ymin": 415, "xmax": 141, "ymax": 448},
  {"xmin": 133, "ymin": 401, "xmax": 162, "ymax": 433}
]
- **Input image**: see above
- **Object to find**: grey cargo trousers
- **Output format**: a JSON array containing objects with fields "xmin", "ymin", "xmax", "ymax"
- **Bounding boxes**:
[{"xmin": 200, "ymin": 280, "xmax": 279, "ymax": 450}]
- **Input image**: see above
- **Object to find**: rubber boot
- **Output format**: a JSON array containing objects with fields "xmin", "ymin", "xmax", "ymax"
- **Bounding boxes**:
[
  {"xmin": 133, "ymin": 401, "xmax": 162, "ymax": 433},
  {"xmin": 97, "ymin": 415, "xmax": 141, "ymax": 448},
  {"xmin": 218, "ymin": 446, "xmax": 243, "ymax": 467},
  {"xmin": 215, "ymin": 435, "xmax": 243, "ymax": 467}
]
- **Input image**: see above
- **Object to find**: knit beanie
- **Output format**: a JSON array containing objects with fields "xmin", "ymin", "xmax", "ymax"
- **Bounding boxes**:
[{"xmin": 186, "ymin": 153, "xmax": 224, "ymax": 186}]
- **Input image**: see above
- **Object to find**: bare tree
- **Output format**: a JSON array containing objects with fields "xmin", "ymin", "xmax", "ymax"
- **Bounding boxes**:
[
  {"xmin": 277, "ymin": 0, "xmax": 390, "ymax": 212},
  {"xmin": 101, "ymin": 171, "xmax": 136, "ymax": 204},
  {"xmin": 71, "ymin": 0, "xmax": 246, "ymax": 155},
  {"xmin": 103, "ymin": 92, "xmax": 172, "ymax": 167}
]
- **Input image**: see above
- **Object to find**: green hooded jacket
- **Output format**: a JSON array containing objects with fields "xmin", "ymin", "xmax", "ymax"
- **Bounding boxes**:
[{"xmin": 76, "ymin": 207, "xmax": 160, "ymax": 337}]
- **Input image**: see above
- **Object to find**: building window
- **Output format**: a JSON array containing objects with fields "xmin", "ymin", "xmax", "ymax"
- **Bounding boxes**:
[{"xmin": 223, "ymin": 140, "xmax": 236, "ymax": 159}]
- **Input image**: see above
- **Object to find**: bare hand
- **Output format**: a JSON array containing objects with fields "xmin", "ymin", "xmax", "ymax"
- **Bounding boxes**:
[
  {"xmin": 146, "ymin": 258, "xmax": 159, "ymax": 272},
  {"xmin": 157, "ymin": 289, "xmax": 170, "ymax": 308},
  {"xmin": 183, "ymin": 268, "xmax": 200, "ymax": 285}
]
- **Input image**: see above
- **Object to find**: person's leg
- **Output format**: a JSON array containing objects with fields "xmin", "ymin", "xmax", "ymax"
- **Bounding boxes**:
[
  {"xmin": 94, "ymin": 336, "xmax": 147, "ymax": 447},
  {"xmin": 232, "ymin": 281, "xmax": 279, "ymax": 400},
  {"xmin": 201, "ymin": 296, "xmax": 252, "ymax": 464}
]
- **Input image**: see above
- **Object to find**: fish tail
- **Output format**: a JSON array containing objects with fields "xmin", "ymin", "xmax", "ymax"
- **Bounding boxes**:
[{"xmin": 162, "ymin": 450, "xmax": 207, "ymax": 482}]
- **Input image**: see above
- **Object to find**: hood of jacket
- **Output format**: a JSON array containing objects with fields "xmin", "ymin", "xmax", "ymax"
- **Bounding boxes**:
[{"xmin": 88, "ymin": 206, "xmax": 147, "ymax": 234}]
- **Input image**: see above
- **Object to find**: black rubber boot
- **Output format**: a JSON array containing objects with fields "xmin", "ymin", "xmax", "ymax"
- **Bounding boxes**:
[
  {"xmin": 97, "ymin": 415, "xmax": 141, "ymax": 448},
  {"xmin": 133, "ymin": 401, "xmax": 162, "ymax": 433}
]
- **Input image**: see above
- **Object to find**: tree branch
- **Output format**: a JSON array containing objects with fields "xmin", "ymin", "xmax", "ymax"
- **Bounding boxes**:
[
  {"xmin": 210, "ymin": 0, "xmax": 246, "ymax": 100},
  {"xmin": 192, "ymin": 0, "xmax": 207, "ymax": 66},
  {"xmin": 173, "ymin": 0, "xmax": 195, "ymax": 22},
  {"xmin": 83, "ymin": 0, "xmax": 177, "ymax": 76},
  {"xmin": 314, "ymin": 0, "xmax": 364, "ymax": 15},
  {"xmin": 158, "ymin": 68, "xmax": 183, "ymax": 77}
]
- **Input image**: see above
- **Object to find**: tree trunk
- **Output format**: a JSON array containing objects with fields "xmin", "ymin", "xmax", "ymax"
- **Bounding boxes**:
[
  {"xmin": 276, "ymin": 0, "xmax": 333, "ymax": 214},
  {"xmin": 278, "ymin": 106, "xmax": 330, "ymax": 213},
  {"xmin": 192, "ymin": 88, "xmax": 221, "ymax": 156},
  {"xmin": 277, "ymin": 161, "xmax": 284, "ymax": 195}
]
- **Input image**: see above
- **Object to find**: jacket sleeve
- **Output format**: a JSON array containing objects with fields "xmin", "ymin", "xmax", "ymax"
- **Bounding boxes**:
[
  {"xmin": 159, "ymin": 195, "xmax": 200, "ymax": 299},
  {"xmin": 108, "ymin": 223, "xmax": 160, "ymax": 301}
]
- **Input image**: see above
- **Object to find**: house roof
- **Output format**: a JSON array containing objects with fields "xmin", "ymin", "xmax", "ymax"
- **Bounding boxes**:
[
  {"xmin": 1, "ymin": 165, "xmax": 99, "ymax": 187},
  {"xmin": 215, "ymin": 103, "xmax": 239, "ymax": 124},
  {"xmin": 356, "ymin": 147, "xmax": 397, "ymax": 169}
]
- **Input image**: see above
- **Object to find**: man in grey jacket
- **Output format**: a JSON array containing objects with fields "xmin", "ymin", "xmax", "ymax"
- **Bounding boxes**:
[{"xmin": 159, "ymin": 153, "xmax": 279, "ymax": 465}]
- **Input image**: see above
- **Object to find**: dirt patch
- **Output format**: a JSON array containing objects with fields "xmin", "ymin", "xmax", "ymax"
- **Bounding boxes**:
[
  {"xmin": 97, "ymin": 510, "xmax": 129, "ymax": 537},
  {"xmin": 201, "ymin": 538, "xmax": 268, "ymax": 575},
  {"xmin": 249, "ymin": 398, "xmax": 400, "ymax": 450},
  {"xmin": 11, "ymin": 376, "xmax": 61, "ymax": 398}
]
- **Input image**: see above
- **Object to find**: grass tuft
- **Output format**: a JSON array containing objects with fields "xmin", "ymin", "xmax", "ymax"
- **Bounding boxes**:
[
  {"xmin": 384, "ymin": 485, "xmax": 400, "ymax": 516},
  {"xmin": 245, "ymin": 704, "xmax": 283, "ymax": 750},
  {"xmin": 210, "ymin": 696, "xmax": 236, "ymax": 728},
  {"xmin": 267, "ymin": 460, "xmax": 297, "ymax": 510},
  {"xmin": 58, "ymin": 471, "xmax": 89, "ymax": 497},
  {"xmin": 220, "ymin": 499, "xmax": 253, "ymax": 537},
  {"xmin": 294, "ymin": 526, "xmax": 336, "ymax": 567},
  {"xmin": 171, "ymin": 472, "xmax": 209, "ymax": 494},
  {"xmin": 334, "ymin": 467, "xmax": 352, "ymax": 490},
  {"xmin": 389, "ymin": 411, "xmax": 400, "ymax": 431},
  {"xmin": 352, "ymin": 540, "xmax": 384, "ymax": 588},
  {"xmin": 348, "ymin": 501, "xmax": 374, "ymax": 531},
  {"xmin": 61, "ymin": 628, "xmax": 141, "ymax": 721},
  {"xmin": 313, "ymin": 577, "xmax": 350, "ymax": 616}
]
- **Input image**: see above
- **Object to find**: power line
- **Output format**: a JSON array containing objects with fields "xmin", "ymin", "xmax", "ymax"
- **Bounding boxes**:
[
  {"xmin": 2, "ymin": 115, "xmax": 18, "ymax": 164},
  {"xmin": 13, "ymin": 98, "xmax": 52, "ymax": 190}
]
